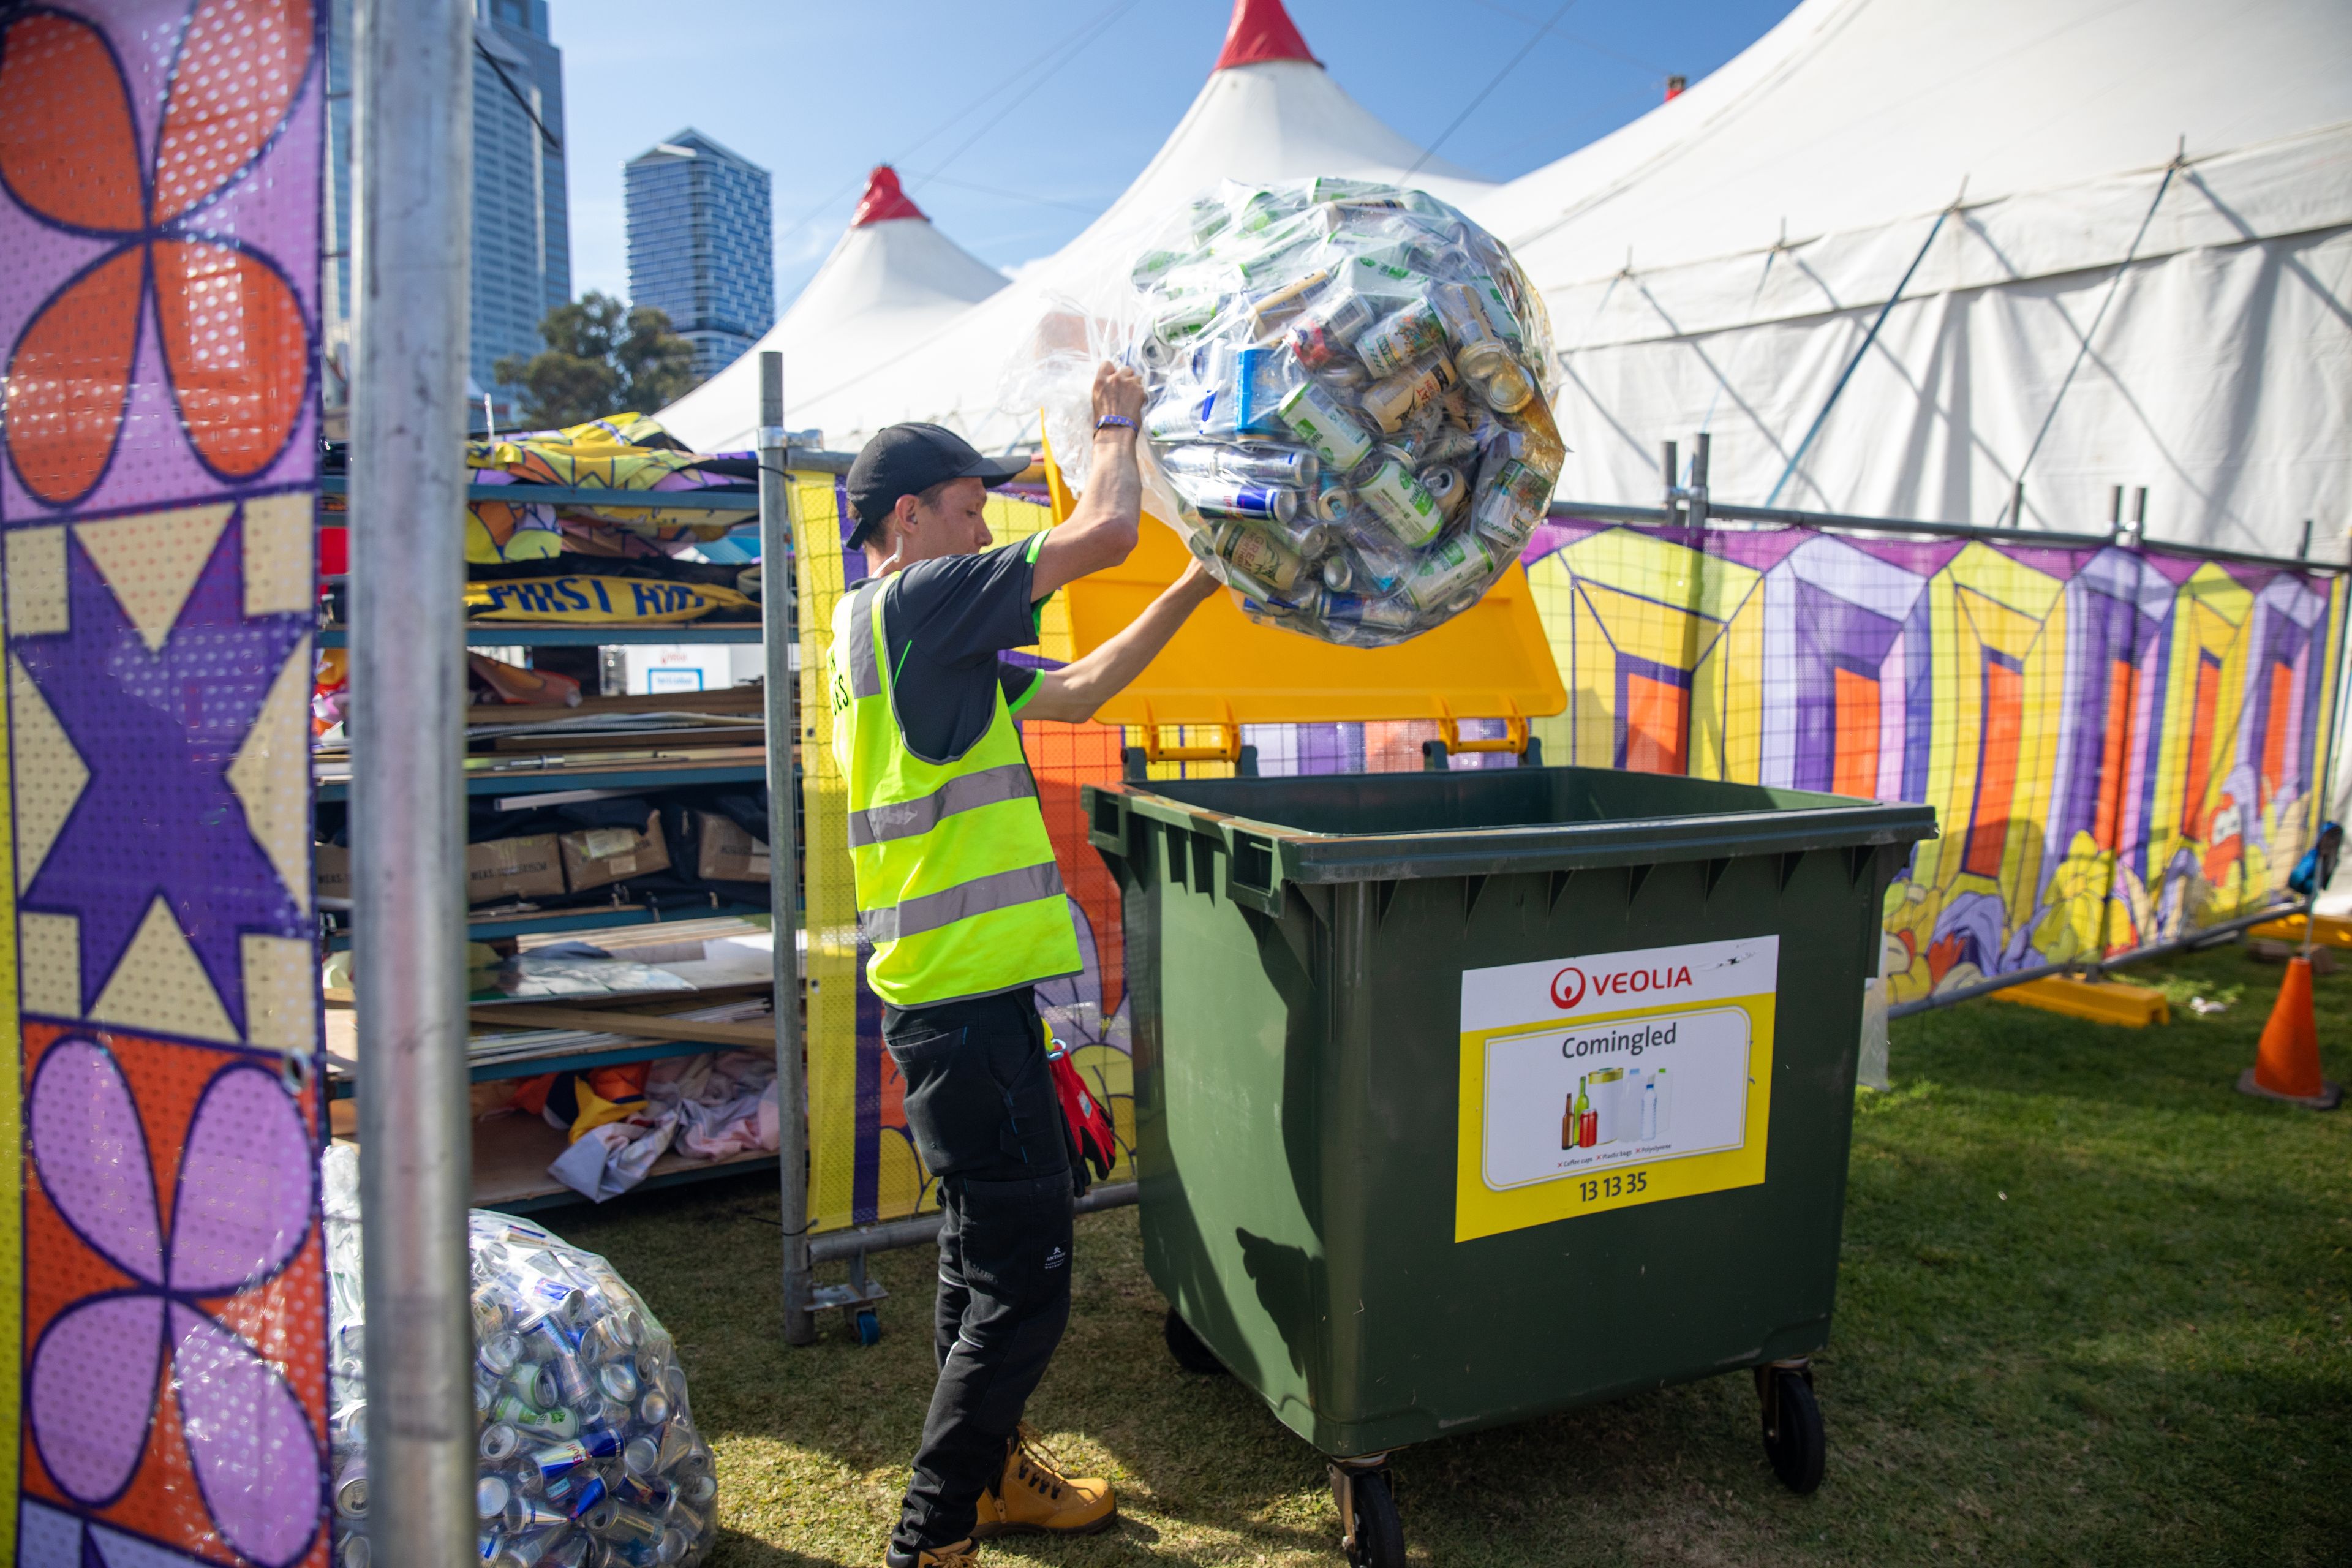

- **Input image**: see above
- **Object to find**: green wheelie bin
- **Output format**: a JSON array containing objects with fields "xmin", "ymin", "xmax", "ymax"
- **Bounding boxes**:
[{"xmin": 1082, "ymin": 765, "xmax": 1936, "ymax": 1566}]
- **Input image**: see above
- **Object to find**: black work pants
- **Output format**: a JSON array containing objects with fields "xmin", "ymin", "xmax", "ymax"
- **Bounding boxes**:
[{"xmin": 883, "ymin": 986, "xmax": 1076, "ymax": 1553}]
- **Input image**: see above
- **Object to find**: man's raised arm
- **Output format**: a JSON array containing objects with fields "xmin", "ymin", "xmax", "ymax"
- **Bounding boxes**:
[{"xmin": 1030, "ymin": 362, "xmax": 1148, "ymax": 600}]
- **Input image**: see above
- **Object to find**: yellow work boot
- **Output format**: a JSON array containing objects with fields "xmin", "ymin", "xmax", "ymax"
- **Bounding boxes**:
[
  {"xmin": 883, "ymin": 1539, "xmax": 977, "ymax": 1567},
  {"xmin": 974, "ymin": 1427, "xmax": 1117, "ymax": 1537}
]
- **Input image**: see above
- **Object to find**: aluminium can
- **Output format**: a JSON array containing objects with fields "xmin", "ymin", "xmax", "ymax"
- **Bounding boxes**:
[
  {"xmin": 1360, "ymin": 355, "xmax": 1457, "ymax": 434},
  {"xmin": 1180, "ymin": 477, "xmax": 1299, "ymax": 525},
  {"xmin": 1402, "ymin": 533, "xmax": 1496, "ymax": 611},
  {"xmin": 1481, "ymin": 361, "xmax": 1536, "ymax": 413},
  {"xmin": 1354, "ymin": 457, "xmax": 1444, "ymax": 549},
  {"xmin": 1277, "ymin": 380, "xmax": 1375, "ymax": 472},
  {"xmin": 1355, "ymin": 299, "xmax": 1449, "ymax": 379},
  {"xmin": 1212, "ymin": 522, "xmax": 1307, "ymax": 596},
  {"xmin": 1421, "ymin": 464, "xmax": 1468, "ymax": 519},
  {"xmin": 333, "ymin": 1459, "xmax": 368, "ymax": 1520},
  {"xmin": 1286, "ymin": 292, "xmax": 1377, "ymax": 371}
]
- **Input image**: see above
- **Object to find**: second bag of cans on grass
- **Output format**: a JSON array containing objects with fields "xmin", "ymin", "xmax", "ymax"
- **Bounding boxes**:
[
  {"xmin": 322, "ymin": 1144, "xmax": 720, "ymax": 1568},
  {"xmin": 1129, "ymin": 176, "xmax": 1563, "ymax": 646}
]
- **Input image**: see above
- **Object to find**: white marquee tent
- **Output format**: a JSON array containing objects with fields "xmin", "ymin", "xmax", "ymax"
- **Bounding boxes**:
[
  {"xmin": 659, "ymin": 166, "xmax": 1011, "ymax": 453},
  {"xmin": 661, "ymin": 0, "xmax": 1492, "ymax": 458},
  {"xmin": 1469, "ymin": 0, "xmax": 2352, "ymax": 559}
]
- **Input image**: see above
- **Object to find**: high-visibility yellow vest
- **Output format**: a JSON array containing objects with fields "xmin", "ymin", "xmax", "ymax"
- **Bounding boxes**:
[{"xmin": 827, "ymin": 572, "xmax": 1081, "ymax": 1009}]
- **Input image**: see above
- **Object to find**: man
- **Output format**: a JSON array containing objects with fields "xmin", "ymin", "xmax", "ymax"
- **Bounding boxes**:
[{"xmin": 829, "ymin": 363, "xmax": 1219, "ymax": 1568}]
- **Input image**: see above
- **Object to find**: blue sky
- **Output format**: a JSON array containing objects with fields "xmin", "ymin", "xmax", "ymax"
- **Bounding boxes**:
[{"xmin": 551, "ymin": 0, "xmax": 1801, "ymax": 311}]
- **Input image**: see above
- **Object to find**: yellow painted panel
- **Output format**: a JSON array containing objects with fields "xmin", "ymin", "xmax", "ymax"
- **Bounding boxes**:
[{"xmin": 788, "ymin": 473, "xmax": 870, "ymax": 1234}]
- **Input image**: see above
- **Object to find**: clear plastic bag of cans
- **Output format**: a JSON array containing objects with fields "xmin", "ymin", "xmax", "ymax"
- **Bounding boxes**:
[
  {"xmin": 323, "ymin": 1146, "xmax": 718, "ymax": 1567},
  {"xmin": 1125, "ymin": 176, "xmax": 1565, "ymax": 646}
]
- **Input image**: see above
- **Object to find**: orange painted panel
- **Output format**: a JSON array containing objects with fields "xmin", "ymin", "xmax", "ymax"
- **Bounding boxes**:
[
  {"xmin": 1624, "ymin": 672, "xmax": 1688, "ymax": 775},
  {"xmin": 1832, "ymin": 666, "xmax": 1880, "ymax": 799},
  {"xmin": 1964, "ymin": 657, "xmax": 2024, "ymax": 878}
]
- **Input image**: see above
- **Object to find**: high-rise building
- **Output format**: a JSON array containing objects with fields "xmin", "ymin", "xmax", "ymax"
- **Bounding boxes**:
[
  {"xmin": 471, "ymin": 0, "xmax": 571, "ymax": 420},
  {"xmin": 321, "ymin": 0, "xmax": 571, "ymax": 429},
  {"xmin": 625, "ymin": 131, "xmax": 775, "ymax": 382}
]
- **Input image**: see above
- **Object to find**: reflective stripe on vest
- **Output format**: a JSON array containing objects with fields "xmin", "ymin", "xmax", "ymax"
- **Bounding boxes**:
[{"xmin": 828, "ymin": 571, "xmax": 1081, "ymax": 1009}]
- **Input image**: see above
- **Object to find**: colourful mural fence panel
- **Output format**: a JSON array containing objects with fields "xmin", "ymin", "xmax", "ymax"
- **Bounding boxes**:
[
  {"xmin": 791, "ymin": 495, "xmax": 2346, "ymax": 1236},
  {"xmin": 1, "ymin": 1, "xmax": 328, "ymax": 1562},
  {"xmin": 1520, "ymin": 520, "xmax": 2345, "ymax": 1003}
]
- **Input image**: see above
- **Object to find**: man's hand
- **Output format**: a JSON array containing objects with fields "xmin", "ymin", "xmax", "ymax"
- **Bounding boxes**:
[
  {"xmin": 1034, "ymin": 361, "xmax": 1147, "ymax": 600},
  {"xmin": 1171, "ymin": 558, "xmax": 1222, "ymax": 605},
  {"xmin": 1091, "ymin": 361, "xmax": 1146, "ymax": 431}
]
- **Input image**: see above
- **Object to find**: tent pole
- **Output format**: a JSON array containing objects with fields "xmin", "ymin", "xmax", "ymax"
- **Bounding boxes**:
[
  {"xmin": 1765, "ymin": 202, "xmax": 1953, "ymax": 508},
  {"xmin": 350, "ymin": 2, "xmax": 475, "ymax": 1564},
  {"xmin": 2007, "ymin": 156, "xmax": 2184, "ymax": 518},
  {"xmin": 760, "ymin": 352, "xmax": 817, "ymax": 1346}
]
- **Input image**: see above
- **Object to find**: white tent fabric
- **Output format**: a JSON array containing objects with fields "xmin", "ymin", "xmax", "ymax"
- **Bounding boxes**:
[
  {"xmin": 1470, "ymin": 0, "xmax": 2352, "ymax": 559},
  {"xmin": 658, "ymin": 169, "xmax": 1011, "ymax": 453},
  {"xmin": 662, "ymin": 0, "xmax": 1492, "ymax": 458}
]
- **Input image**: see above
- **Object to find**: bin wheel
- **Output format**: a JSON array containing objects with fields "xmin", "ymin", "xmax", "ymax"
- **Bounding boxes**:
[
  {"xmin": 1759, "ymin": 1366, "xmax": 1824, "ymax": 1494},
  {"xmin": 1162, "ymin": 1309, "xmax": 1227, "ymax": 1376},
  {"xmin": 853, "ymin": 1307, "xmax": 882, "ymax": 1348},
  {"xmin": 1339, "ymin": 1467, "xmax": 1404, "ymax": 1568}
]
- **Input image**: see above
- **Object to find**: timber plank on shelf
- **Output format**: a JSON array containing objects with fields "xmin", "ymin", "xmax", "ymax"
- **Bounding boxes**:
[
  {"xmin": 320, "ymin": 900, "xmax": 770, "ymax": 952},
  {"xmin": 315, "ymin": 758, "xmax": 768, "ymax": 802},
  {"xmin": 464, "ymin": 1005, "xmax": 776, "ymax": 1049}
]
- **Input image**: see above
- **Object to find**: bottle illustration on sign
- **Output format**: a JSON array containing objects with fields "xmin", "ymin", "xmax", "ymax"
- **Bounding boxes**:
[{"xmin": 1559, "ymin": 1066, "xmax": 1675, "ymax": 1151}]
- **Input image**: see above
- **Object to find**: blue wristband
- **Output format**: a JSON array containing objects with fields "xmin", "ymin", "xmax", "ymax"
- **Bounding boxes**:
[{"xmin": 1095, "ymin": 415, "xmax": 1136, "ymax": 432}]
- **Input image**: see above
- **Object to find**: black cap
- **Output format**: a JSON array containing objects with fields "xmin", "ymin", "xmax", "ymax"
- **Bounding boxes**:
[{"xmin": 845, "ymin": 423, "xmax": 1027, "ymax": 548}]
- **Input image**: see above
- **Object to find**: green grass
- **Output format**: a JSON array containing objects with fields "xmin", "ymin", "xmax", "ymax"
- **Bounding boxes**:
[{"xmin": 551, "ymin": 944, "xmax": 2352, "ymax": 1566}]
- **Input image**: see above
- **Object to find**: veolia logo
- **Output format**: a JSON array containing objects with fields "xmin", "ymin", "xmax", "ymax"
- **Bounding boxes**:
[{"xmin": 1551, "ymin": 962, "xmax": 1695, "ymax": 1011}]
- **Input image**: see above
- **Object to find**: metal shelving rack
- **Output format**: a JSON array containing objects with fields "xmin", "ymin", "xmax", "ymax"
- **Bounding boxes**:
[{"xmin": 323, "ymin": 445, "xmax": 802, "ymax": 1211}]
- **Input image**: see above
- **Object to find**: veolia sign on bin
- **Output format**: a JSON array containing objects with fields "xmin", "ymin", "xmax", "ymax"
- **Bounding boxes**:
[{"xmin": 1460, "ymin": 936, "xmax": 1777, "ymax": 1239}]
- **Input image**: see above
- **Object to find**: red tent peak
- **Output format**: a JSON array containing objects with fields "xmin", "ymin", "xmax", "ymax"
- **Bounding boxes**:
[
  {"xmin": 1213, "ymin": 0, "xmax": 1319, "ymax": 71},
  {"xmin": 851, "ymin": 165, "xmax": 927, "ymax": 227}
]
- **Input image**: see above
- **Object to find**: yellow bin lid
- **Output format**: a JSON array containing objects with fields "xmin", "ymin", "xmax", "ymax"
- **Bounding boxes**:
[{"xmin": 1044, "ymin": 444, "xmax": 1567, "ymax": 760}]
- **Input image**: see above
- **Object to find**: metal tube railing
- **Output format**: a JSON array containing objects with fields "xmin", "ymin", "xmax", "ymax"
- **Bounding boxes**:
[
  {"xmin": 758, "ymin": 353, "xmax": 818, "ymax": 1345},
  {"xmin": 1887, "ymin": 900, "xmax": 2295, "ymax": 1019},
  {"xmin": 807, "ymin": 1183, "xmax": 1139, "ymax": 1265},
  {"xmin": 1545, "ymin": 495, "xmax": 2348, "ymax": 576},
  {"xmin": 350, "ymin": 2, "xmax": 475, "ymax": 1562}
]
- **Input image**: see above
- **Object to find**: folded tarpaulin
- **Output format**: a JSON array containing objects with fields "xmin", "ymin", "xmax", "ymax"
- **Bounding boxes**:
[{"xmin": 464, "ymin": 412, "xmax": 758, "ymax": 563}]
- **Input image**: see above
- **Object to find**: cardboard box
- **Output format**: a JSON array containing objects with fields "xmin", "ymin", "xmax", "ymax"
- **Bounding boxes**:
[
  {"xmin": 321, "ymin": 836, "xmax": 564, "ymax": 905},
  {"xmin": 469, "ymin": 834, "xmax": 566, "ymax": 905},
  {"xmin": 559, "ymin": 812, "xmax": 669, "ymax": 893},
  {"xmin": 694, "ymin": 812, "xmax": 773, "ymax": 883},
  {"xmin": 315, "ymin": 842, "xmax": 350, "ymax": 902},
  {"xmin": 320, "ymin": 835, "xmax": 565, "ymax": 905}
]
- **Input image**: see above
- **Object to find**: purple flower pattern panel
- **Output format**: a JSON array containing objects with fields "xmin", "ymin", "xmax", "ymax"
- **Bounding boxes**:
[{"xmin": 25, "ymin": 1038, "xmax": 322, "ymax": 1567}]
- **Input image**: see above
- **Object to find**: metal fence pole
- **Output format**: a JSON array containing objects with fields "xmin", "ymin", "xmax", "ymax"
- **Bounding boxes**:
[
  {"xmin": 758, "ymin": 352, "xmax": 816, "ymax": 1344},
  {"xmin": 350, "ymin": 1, "xmax": 474, "ymax": 1563}
]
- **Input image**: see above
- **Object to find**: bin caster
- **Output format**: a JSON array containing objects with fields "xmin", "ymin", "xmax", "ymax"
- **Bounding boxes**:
[
  {"xmin": 1329, "ymin": 1459, "xmax": 1404, "ymax": 1568},
  {"xmin": 853, "ymin": 1307, "xmax": 882, "ymax": 1347},
  {"xmin": 1163, "ymin": 1308, "xmax": 1227, "ymax": 1376},
  {"xmin": 1755, "ymin": 1360, "xmax": 1824, "ymax": 1494}
]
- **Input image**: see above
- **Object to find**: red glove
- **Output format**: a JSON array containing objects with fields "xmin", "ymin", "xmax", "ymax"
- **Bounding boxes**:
[{"xmin": 1046, "ymin": 1037, "xmax": 1118, "ymax": 1182}]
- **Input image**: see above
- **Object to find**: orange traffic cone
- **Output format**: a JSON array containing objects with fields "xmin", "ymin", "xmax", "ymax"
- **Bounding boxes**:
[{"xmin": 2237, "ymin": 956, "xmax": 2342, "ymax": 1108}]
